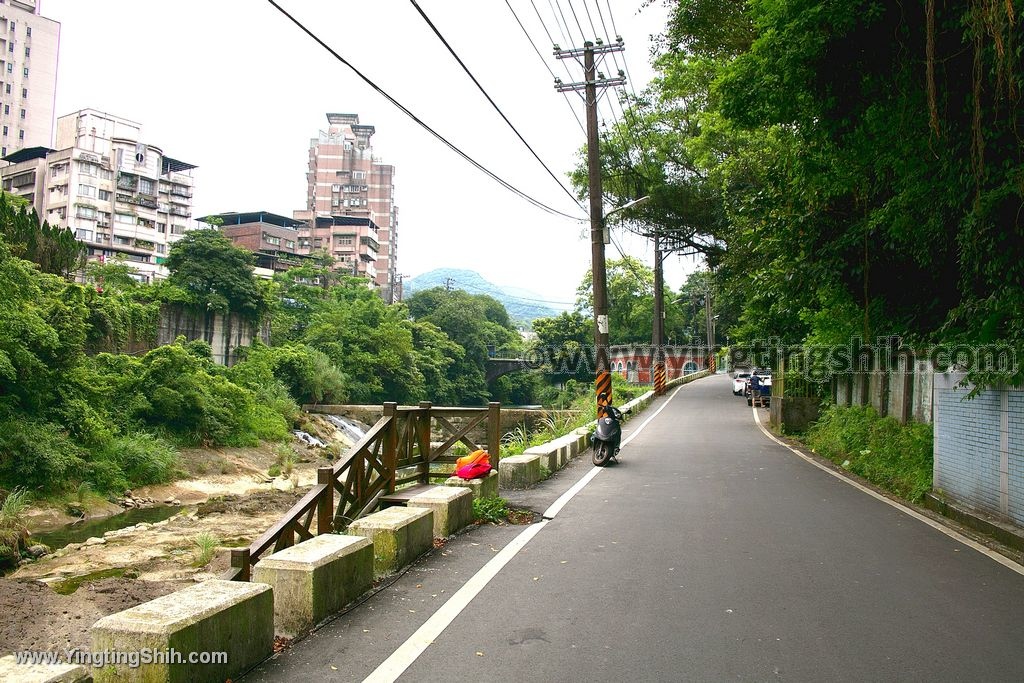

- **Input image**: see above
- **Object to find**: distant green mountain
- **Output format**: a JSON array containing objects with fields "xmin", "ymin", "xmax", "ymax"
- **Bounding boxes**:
[{"xmin": 403, "ymin": 268, "xmax": 568, "ymax": 324}]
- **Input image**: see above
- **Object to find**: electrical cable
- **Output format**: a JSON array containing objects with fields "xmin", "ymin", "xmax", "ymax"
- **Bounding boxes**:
[
  {"xmin": 266, "ymin": 0, "xmax": 585, "ymax": 221},
  {"xmin": 508, "ymin": 0, "xmax": 586, "ymax": 135},
  {"xmin": 563, "ymin": 0, "xmax": 588, "ymax": 42},
  {"xmin": 445, "ymin": 278, "xmax": 577, "ymax": 307},
  {"xmin": 409, "ymin": 0, "xmax": 585, "ymax": 211}
]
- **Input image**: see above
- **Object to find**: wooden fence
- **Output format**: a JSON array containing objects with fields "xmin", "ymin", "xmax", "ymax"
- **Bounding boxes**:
[{"xmin": 224, "ymin": 401, "xmax": 501, "ymax": 581}]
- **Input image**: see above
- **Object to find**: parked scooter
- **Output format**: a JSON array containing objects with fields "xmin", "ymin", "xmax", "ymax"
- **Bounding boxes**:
[{"xmin": 591, "ymin": 392, "xmax": 623, "ymax": 466}]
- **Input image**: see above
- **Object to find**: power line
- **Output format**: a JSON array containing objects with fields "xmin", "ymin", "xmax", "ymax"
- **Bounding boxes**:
[
  {"xmin": 507, "ymin": 0, "xmax": 586, "ymax": 135},
  {"xmin": 505, "ymin": 0, "xmax": 585, "ymax": 137},
  {"xmin": 552, "ymin": 0, "xmax": 579, "ymax": 46},
  {"xmin": 562, "ymin": 0, "xmax": 588, "ymax": 42},
  {"xmin": 409, "ymin": 0, "xmax": 585, "ymax": 211},
  {"xmin": 456, "ymin": 279, "xmax": 576, "ymax": 307},
  {"xmin": 266, "ymin": 0, "xmax": 585, "ymax": 222}
]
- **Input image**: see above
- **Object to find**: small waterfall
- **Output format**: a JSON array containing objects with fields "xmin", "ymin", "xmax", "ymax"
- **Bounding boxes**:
[{"xmin": 325, "ymin": 415, "xmax": 368, "ymax": 444}]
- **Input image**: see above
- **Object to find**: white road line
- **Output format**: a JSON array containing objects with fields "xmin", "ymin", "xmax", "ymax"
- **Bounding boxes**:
[
  {"xmin": 543, "ymin": 382, "xmax": 688, "ymax": 520},
  {"xmin": 363, "ymin": 520, "xmax": 549, "ymax": 683},
  {"xmin": 365, "ymin": 385, "xmax": 695, "ymax": 681},
  {"xmin": 751, "ymin": 405, "xmax": 1024, "ymax": 576}
]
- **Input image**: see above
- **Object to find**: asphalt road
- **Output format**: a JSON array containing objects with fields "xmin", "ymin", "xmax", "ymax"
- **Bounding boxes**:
[{"xmin": 246, "ymin": 375, "xmax": 1024, "ymax": 682}]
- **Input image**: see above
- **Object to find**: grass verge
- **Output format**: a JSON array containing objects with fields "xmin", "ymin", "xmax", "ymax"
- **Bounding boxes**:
[{"xmin": 803, "ymin": 405, "xmax": 933, "ymax": 502}]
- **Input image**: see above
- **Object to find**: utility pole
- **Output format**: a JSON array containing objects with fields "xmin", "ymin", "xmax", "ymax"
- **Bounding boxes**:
[
  {"xmin": 652, "ymin": 232, "xmax": 666, "ymax": 395},
  {"xmin": 705, "ymin": 287, "xmax": 715, "ymax": 373},
  {"xmin": 556, "ymin": 39, "xmax": 625, "ymax": 412}
]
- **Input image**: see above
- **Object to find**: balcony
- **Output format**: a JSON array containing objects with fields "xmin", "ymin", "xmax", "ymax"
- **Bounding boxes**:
[
  {"xmin": 116, "ymin": 193, "xmax": 159, "ymax": 210},
  {"xmin": 169, "ymin": 185, "xmax": 192, "ymax": 199},
  {"xmin": 169, "ymin": 206, "xmax": 189, "ymax": 218}
]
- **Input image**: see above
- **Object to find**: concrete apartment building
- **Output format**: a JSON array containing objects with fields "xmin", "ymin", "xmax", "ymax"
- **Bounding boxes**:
[
  {"xmin": 199, "ymin": 210, "xmax": 314, "ymax": 279},
  {"xmin": 0, "ymin": 0, "xmax": 59, "ymax": 154},
  {"xmin": 302, "ymin": 113, "xmax": 399, "ymax": 301},
  {"xmin": 1, "ymin": 109, "xmax": 197, "ymax": 282}
]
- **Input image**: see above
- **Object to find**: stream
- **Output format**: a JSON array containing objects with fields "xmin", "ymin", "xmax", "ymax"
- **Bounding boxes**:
[{"xmin": 31, "ymin": 505, "xmax": 185, "ymax": 551}]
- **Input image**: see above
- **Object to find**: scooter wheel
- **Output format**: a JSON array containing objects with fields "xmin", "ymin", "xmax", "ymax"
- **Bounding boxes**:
[{"xmin": 592, "ymin": 441, "xmax": 611, "ymax": 467}]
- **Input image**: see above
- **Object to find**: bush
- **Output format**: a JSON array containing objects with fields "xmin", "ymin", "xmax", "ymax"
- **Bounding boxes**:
[
  {"xmin": 806, "ymin": 405, "xmax": 933, "ymax": 501},
  {"xmin": 0, "ymin": 420, "xmax": 87, "ymax": 492},
  {"xmin": 91, "ymin": 433, "xmax": 178, "ymax": 493}
]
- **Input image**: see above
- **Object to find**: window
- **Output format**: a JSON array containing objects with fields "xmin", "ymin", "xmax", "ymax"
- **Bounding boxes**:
[
  {"xmin": 23, "ymin": 47, "xmax": 28, "ymax": 58},
  {"xmin": 19, "ymin": 108, "xmax": 24, "ymax": 119},
  {"xmin": 353, "ymin": 171, "xmax": 366, "ymax": 180},
  {"xmin": 76, "ymin": 206, "xmax": 96, "ymax": 219},
  {"xmin": 170, "ymin": 224, "xmax": 186, "ymax": 235},
  {"xmin": 156, "ymin": 244, "xmax": 165, "ymax": 254},
  {"xmin": 263, "ymin": 232, "xmax": 281, "ymax": 246},
  {"xmin": 26, "ymin": 27, "xmax": 31, "ymax": 37},
  {"xmin": 21, "ymin": 67, "xmax": 27, "ymax": 77},
  {"xmin": 2, "ymin": 125, "xmax": 7, "ymax": 136},
  {"xmin": 98, "ymin": 168, "xmax": 112, "ymax": 180},
  {"xmin": 2, "ymin": 146, "xmax": 6, "ymax": 156},
  {"xmin": 5, "ymin": 63, "xmax": 11, "ymax": 74},
  {"xmin": 7, "ymin": 42, "xmax": 12, "ymax": 53},
  {"xmin": 98, "ymin": 189, "xmax": 110, "ymax": 201},
  {"xmin": 21, "ymin": 87, "xmax": 26, "ymax": 98},
  {"xmin": 97, "ymin": 212, "xmax": 111, "ymax": 226},
  {"xmin": 4, "ymin": 85, "xmax": 10, "ymax": 95},
  {"xmin": 78, "ymin": 184, "xmax": 97, "ymax": 198},
  {"xmin": 9, "ymin": 22, "xmax": 14, "ymax": 33},
  {"xmin": 157, "ymin": 222, "xmax": 166, "ymax": 233},
  {"xmin": 74, "ymin": 229, "xmax": 92, "ymax": 241},
  {"xmin": 138, "ymin": 177, "xmax": 154, "ymax": 195},
  {"xmin": 113, "ymin": 235, "xmax": 132, "ymax": 246},
  {"xmin": 285, "ymin": 240, "xmax": 295, "ymax": 249},
  {"xmin": 50, "ymin": 162, "xmax": 68, "ymax": 177},
  {"xmin": 4, "ymin": 105, "xmax": 8, "ymax": 114},
  {"xmin": 115, "ymin": 212, "xmax": 134, "ymax": 224},
  {"xmin": 17, "ymin": 129, "xmax": 22, "ymax": 140}
]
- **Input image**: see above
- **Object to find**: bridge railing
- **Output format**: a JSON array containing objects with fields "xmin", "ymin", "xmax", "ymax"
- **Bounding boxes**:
[{"xmin": 223, "ymin": 401, "xmax": 501, "ymax": 581}]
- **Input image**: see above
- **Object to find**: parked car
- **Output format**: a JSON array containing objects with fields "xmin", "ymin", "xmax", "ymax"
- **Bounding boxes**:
[{"xmin": 732, "ymin": 371, "xmax": 751, "ymax": 396}]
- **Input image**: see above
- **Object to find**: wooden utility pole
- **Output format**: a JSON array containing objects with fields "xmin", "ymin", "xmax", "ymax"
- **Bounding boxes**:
[{"xmin": 556, "ymin": 39, "xmax": 625, "ymax": 412}]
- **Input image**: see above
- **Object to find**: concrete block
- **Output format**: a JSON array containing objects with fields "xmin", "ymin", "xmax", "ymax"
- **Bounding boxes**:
[
  {"xmin": 0, "ymin": 655, "xmax": 89, "ymax": 683},
  {"xmin": 252, "ymin": 534, "xmax": 373, "ymax": 638},
  {"xmin": 499, "ymin": 454, "xmax": 541, "ymax": 489},
  {"xmin": 524, "ymin": 444, "xmax": 559, "ymax": 473},
  {"xmin": 90, "ymin": 579, "xmax": 272, "ymax": 683},
  {"xmin": 444, "ymin": 470, "xmax": 498, "ymax": 500},
  {"xmin": 347, "ymin": 507, "xmax": 433, "ymax": 576},
  {"xmin": 407, "ymin": 486, "xmax": 474, "ymax": 537}
]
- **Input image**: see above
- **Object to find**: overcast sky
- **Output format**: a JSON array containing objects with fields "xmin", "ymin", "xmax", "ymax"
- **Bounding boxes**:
[{"xmin": 41, "ymin": 0, "xmax": 701, "ymax": 306}]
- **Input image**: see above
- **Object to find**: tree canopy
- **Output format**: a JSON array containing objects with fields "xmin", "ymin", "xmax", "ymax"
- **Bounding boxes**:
[{"xmin": 578, "ymin": 0, "xmax": 1024, "ymax": 385}]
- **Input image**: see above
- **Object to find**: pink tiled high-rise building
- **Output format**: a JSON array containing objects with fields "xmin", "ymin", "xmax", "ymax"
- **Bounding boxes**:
[{"xmin": 299, "ymin": 113, "xmax": 399, "ymax": 302}]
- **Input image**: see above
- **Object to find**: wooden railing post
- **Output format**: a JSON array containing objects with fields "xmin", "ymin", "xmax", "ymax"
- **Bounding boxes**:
[
  {"xmin": 383, "ymin": 402, "xmax": 398, "ymax": 494},
  {"xmin": 488, "ymin": 401, "xmax": 502, "ymax": 468},
  {"xmin": 418, "ymin": 401, "xmax": 432, "ymax": 483},
  {"xmin": 230, "ymin": 548, "xmax": 251, "ymax": 582},
  {"xmin": 317, "ymin": 466, "xmax": 334, "ymax": 535}
]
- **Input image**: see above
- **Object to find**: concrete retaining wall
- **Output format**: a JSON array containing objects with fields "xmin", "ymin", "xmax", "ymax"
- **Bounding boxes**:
[{"xmin": 934, "ymin": 373, "xmax": 1024, "ymax": 526}]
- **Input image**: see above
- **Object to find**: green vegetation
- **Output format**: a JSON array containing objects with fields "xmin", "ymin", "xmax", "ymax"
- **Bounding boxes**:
[
  {"xmin": 806, "ymin": 406, "xmax": 933, "ymax": 502},
  {"xmin": 577, "ymin": 0, "xmax": 1024, "ymax": 386},
  {"xmin": 472, "ymin": 496, "xmax": 509, "ymax": 524},
  {"xmin": 191, "ymin": 532, "xmax": 220, "ymax": 568}
]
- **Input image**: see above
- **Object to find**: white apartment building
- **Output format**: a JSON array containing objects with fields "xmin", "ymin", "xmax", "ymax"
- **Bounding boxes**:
[
  {"xmin": 0, "ymin": 0, "xmax": 59, "ymax": 154},
  {"xmin": 1, "ymin": 109, "xmax": 196, "ymax": 282}
]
